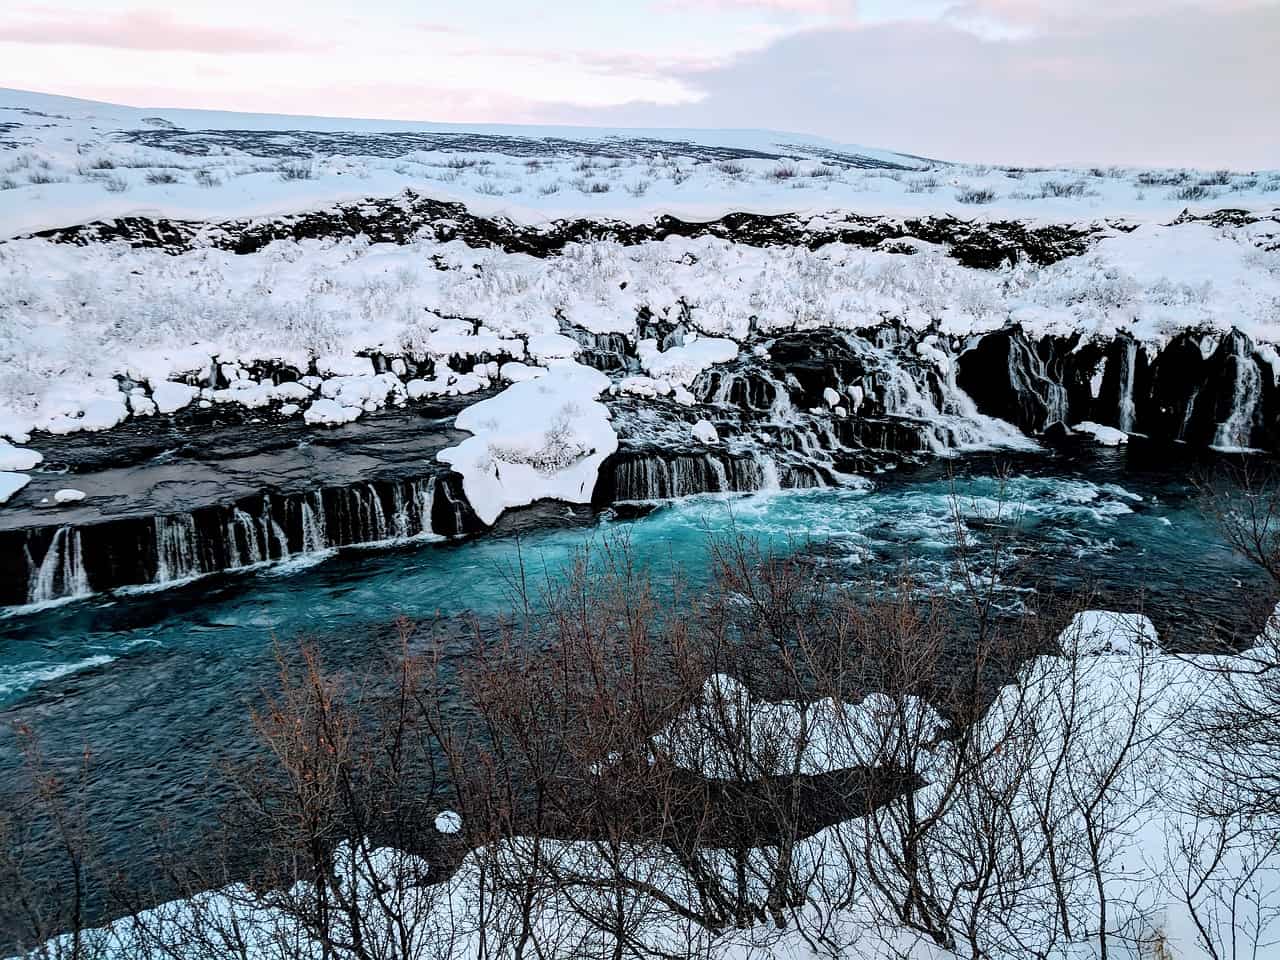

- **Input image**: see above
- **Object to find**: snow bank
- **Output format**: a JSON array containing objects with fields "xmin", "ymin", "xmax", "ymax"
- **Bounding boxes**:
[
  {"xmin": 439, "ymin": 362, "xmax": 617, "ymax": 525},
  {"xmin": 0, "ymin": 472, "xmax": 29, "ymax": 504},
  {"xmin": 638, "ymin": 337, "xmax": 739, "ymax": 386},
  {"xmin": 1063, "ymin": 610, "xmax": 1158, "ymax": 654},
  {"xmin": 0, "ymin": 441, "xmax": 41, "ymax": 471}
]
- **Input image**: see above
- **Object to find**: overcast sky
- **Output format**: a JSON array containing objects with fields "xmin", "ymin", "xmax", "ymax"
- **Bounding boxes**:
[{"xmin": 2, "ymin": 1, "xmax": 1276, "ymax": 167}]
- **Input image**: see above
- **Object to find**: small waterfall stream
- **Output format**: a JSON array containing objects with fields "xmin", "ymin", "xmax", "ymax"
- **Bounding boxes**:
[{"xmin": 10, "ymin": 476, "xmax": 453, "ymax": 607}]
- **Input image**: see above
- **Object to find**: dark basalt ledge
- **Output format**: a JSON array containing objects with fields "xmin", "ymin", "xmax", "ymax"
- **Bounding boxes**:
[
  {"xmin": 16, "ymin": 191, "xmax": 1105, "ymax": 269},
  {"xmin": 956, "ymin": 325, "xmax": 1280, "ymax": 450},
  {"xmin": 6, "ymin": 322, "xmax": 1280, "ymax": 608}
]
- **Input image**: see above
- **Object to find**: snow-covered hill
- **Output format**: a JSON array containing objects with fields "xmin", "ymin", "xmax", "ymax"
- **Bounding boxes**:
[{"xmin": 2, "ymin": 88, "xmax": 1277, "ymax": 238}]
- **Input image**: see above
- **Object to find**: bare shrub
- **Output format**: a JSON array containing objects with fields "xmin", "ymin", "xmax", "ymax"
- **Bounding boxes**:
[
  {"xmin": 100, "ymin": 174, "xmax": 129, "ymax": 193},
  {"xmin": 1199, "ymin": 170, "xmax": 1234, "ymax": 186},
  {"xmin": 906, "ymin": 175, "xmax": 940, "ymax": 194},
  {"xmin": 1039, "ymin": 178, "xmax": 1094, "ymax": 199},
  {"xmin": 279, "ymin": 161, "xmax": 315, "ymax": 181},
  {"xmin": 144, "ymin": 170, "xmax": 180, "ymax": 185},
  {"xmin": 767, "ymin": 163, "xmax": 800, "ymax": 181},
  {"xmin": 193, "ymin": 168, "xmax": 221, "ymax": 188},
  {"xmin": 715, "ymin": 160, "xmax": 746, "ymax": 177},
  {"xmin": 956, "ymin": 186, "xmax": 997, "ymax": 205},
  {"xmin": 624, "ymin": 180, "xmax": 651, "ymax": 198},
  {"xmin": 1174, "ymin": 184, "xmax": 1215, "ymax": 202},
  {"xmin": 1137, "ymin": 170, "xmax": 1190, "ymax": 187},
  {"xmin": 474, "ymin": 181, "xmax": 504, "ymax": 196}
]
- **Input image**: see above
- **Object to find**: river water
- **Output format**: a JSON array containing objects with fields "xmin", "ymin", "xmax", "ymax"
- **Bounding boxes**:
[{"xmin": 0, "ymin": 441, "xmax": 1271, "ymax": 917}]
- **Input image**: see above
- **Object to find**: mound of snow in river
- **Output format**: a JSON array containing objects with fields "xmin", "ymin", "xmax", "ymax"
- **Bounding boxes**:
[
  {"xmin": 1071, "ymin": 420, "xmax": 1129, "ymax": 445},
  {"xmin": 438, "ymin": 362, "xmax": 617, "ymax": 525}
]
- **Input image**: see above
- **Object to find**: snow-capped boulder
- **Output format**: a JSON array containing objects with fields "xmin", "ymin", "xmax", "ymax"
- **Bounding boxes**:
[
  {"xmin": 1072, "ymin": 421, "xmax": 1129, "ymax": 446},
  {"xmin": 439, "ymin": 362, "xmax": 617, "ymax": 526},
  {"xmin": 0, "ymin": 442, "xmax": 41, "ymax": 472},
  {"xmin": 434, "ymin": 811, "xmax": 462, "ymax": 835},
  {"xmin": 54, "ymin": 488, "xmax": 86, "ymax": 504},
  {"xmin": 1063, "ymin": 611, "xmax": 1158, "ymax": 655},
  {"xmin": 823, "ymin": 387, "xmax": 841, "ymax": 407},
  {"xmin": 691, "ymin": 419, "xmax": 719, "ymax": 444},
  {"xmin": 152, "ymin": 381, "xmax": 198, "ymax": 414},
  {"xmin": 304, "ymin": 398, "xmax": 362, "ymax": 426}
]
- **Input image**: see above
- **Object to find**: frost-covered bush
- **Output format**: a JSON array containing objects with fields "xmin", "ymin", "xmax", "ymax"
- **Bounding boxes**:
[
  {"xmin": 278, "ymin": 161, "xmax": 314, "ymax": 181},
  {"xmin": 956, "ymin": 186, "xmax": 997, "ymax": 204},
  {"xmin": 1175, "ymin": 183, "xmax": 1215, "ymax": 201}
]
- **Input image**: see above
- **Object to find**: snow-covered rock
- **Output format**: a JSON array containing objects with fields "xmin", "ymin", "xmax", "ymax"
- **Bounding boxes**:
[
  {"xmin": 1071, "ymin": 421, "xmax": 1129, "ymax": 445},
  {"xmin": 691, "ymin": 419, "xmax": 719, "ymax": 444},
  {"xmin": 439, "ymin": 362, "xmax": 617, "ymax": 525},
  {"xmin": 152, "ymin": 381, "xmax": 198, "ymax": 414},
  {"xmin": 0, "ymin": 442, "xmax": 41, "ymax": 472},
  {"xmin": 498, "ymin": 362, "xmax": 546, "ymax": 383},
  {"xmin": 53, "ymin": 488, "xmax": 86, "ymax": 504},
  {"xmin": 823, "ymin": 387, "xmax": 841, "ymax": 407},
  {"xmin": 304, "ymin": 398, "xmax": 362, "ymax": 426},
  {"xmin": 637, "ymin": 337, "xmax": 739, "ymax": 386},
  {"xmin": 527, "ymin": 333, "xmax": 580, "ymax": 361},
  {"xmin": 434, "ymin": 811, "xmax": 462, "ymax": 835},
  {"xmin": 1063, "ymin": 610, "xmax": 1158, "ymax": 654}
]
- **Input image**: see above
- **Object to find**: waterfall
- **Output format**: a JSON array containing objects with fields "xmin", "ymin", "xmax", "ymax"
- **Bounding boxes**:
[
  {"xmin": 880, "ymin": 353, "xmax": 1027, "ymax": 453},
  {"xmin": 28, "ymin": 527, "xmax": 89, "ymax": 603},
  {"xmin": 155, "ymin": 515, "xmax": 199, "ymax": 582},
  {"xmin": 1213, "ymin": 337, "xmax": 1263, "ymax": 450},
  {"xmin": 754, "ymin": 453, "xmax": 782, "ymax": 491},
  {"xmin": 230, "ymin": 508, "xmax": 264, "ymax": 566},
  {"xmin": 300, "ymin": 491, "xmax": 328, "ymax": 552},
  {"xmin": 1116, "ymin": 339, "xmax": 1137, "ymax": 433},
  {"xmin": 10, "ymin": 475, "xmax": 450, "ymax": 607}
]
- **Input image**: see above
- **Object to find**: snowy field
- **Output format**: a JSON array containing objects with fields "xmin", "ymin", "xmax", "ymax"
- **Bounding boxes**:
[{"xmin": 5, "ymin": 88, "xmax": 1278, "ymax": 238}]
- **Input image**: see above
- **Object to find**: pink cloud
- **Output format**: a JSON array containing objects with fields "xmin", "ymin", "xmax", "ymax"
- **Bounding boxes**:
[
  {"xmin": 655, "ymin": 0, "xmax": 856, "ymax": 12},
  {"xmin": 0, "ymin": 8, "xmax": 323, "ymax": 53}
]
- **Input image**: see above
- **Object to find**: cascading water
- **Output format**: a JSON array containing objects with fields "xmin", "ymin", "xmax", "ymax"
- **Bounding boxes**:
[
  {"xmin": 1116, "ymin": 338, "xmax": 1137, "ymax": 434},
  {"xmin": 28, "ymin": 527, "xmax": 89, "ymax": 603},
  {"xmin": 300, "ymin": 492, "xmax": 328, "ymax": 553},
  {"xmin": 12, "ymin": 477, "xmax": 446, "ymax": 607},
  {"xmin": 1212, "ymin": 336, "xmax": 1263, "ymax": 450},
  {"xmin": 155, "ymin": 515, "xmax": 199, "ymax": 583}
]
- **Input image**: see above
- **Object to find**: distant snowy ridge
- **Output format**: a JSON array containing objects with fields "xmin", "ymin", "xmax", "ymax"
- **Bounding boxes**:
[{"xmin": 2, "ymin": 87, "xmax": 1278, "ymax": 237}]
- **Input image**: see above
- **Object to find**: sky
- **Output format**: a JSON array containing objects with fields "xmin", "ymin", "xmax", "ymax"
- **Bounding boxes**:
[{"xmin": 1, "ymin": 0, "xmax": 1276, "ymax": 168}]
